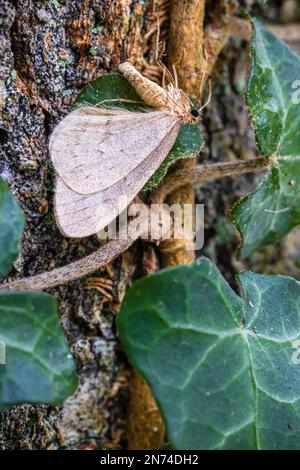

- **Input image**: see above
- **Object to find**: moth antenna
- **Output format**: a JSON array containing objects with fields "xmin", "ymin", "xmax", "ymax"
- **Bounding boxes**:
[
  {"xmin": 196, "ymin": 48, "xmax": 209, "ymax": 101},
  {"xmin": 198, "ymin": 79, "xmax": 212, "ymax": 113},
  {"xmin": 185, "ymin": 93, "xmax": 194, "ymax": 107},
  {"xmin": 157, "ymin": 60, "xmax": 176, "ymax": 87}
]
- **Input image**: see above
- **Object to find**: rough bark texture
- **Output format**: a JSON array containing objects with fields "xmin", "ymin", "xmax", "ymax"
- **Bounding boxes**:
[{"xmin": 1, "ymin": 0, "xmax": 300, "ymax": 450}]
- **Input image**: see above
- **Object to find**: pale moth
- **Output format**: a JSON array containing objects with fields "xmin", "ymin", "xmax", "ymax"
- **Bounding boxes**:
[{"xmin": 50, "ymin": 62, "xmax": 208, "ymax": 238}]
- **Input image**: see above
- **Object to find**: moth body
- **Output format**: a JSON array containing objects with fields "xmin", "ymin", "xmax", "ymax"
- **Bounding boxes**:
[
  {"xmin": 118, "ymin": 62, "xmax": 197, "ymax": 124},
  {"xmin": 118, "ymin": 62, "xmax": 168, "ymax": 110}
]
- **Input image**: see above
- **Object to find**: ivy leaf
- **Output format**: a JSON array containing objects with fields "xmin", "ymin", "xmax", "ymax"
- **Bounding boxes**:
[
  {"xmin": 232, "ymin": 19, "xmax": 300, "ymax": 258},
  {"xmin": 0, "ymin": 178, "xmax": 24, "ymax": 279},
  {"xmin": 75, "ymin": 73, "xmax": 203, "ymax": 189},
  {"xmin": 0, "ymin": 292, "xmax": 78, "ymax": 409},
  {"xmin": 118, "ymin": 257, "xmax": 300, "ymax": 450},
  {"xmin": 75, "ymin": 73, "xmax": 150, "ymax": 112},
  {"xmin": 0, "ymin": 180, "xmax": 78, "ymax": 408},
  {"xmin": 232, "ymin": 161, "xmax": 300, "ymax": 259},
  {"xmin": 144, "ymin": 122, "xmax": 202, "ymax": 190}
]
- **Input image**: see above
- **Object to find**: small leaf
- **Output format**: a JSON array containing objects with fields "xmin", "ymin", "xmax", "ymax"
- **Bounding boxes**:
[
  {"xmin": 0, "ymin": 292, "xmax": 78, "ymax": 409},
  {"xmin": 0, "ymin": 178, "xmax": 25, "ymax": 279},
  {"xmin": 75, "ymin": 73, "xmax": 203, "ymax": 188},
  {"xmin": 232, "ymin": 19, "xmax": 300, "ymax": 258},
  {"xmin": 118, "ymin": 257, "xmax": 300, "ymax": 450}
]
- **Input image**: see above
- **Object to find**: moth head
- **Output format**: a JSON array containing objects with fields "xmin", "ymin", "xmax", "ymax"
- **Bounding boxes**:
[
  {"xmin": 176, "ymin": 79, "xmax": 211, "ymax": 124},
  {"xmin": 165, "ymin": 85, "xmax": 201, "ymax": 124},
  {"xmin": 190, "ymin": 108, "xmax": 200, "ymax": 120},
  {"xmin": 183, "ymin": 102, "xmax": 201, "ymax": 124}
]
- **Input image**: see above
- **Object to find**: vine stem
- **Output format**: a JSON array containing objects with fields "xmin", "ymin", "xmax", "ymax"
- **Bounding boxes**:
[
  {"xmin": 151, "ymin": 157, "xmax": 270, "ymax": 204},
  {"xmin": 0, "ymin": 157, "xmax": 270, "ymax": 293},
  {"xmin": 230, "ymin": 17, "xmax": 300, "ymax": 43},
  {"xmin": 0, "ymin": 220, "xmax": 145, "ymax": 292}
]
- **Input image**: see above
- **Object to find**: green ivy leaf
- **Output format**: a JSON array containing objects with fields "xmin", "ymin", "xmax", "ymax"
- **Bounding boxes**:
[
  {"xmin": 246, "ymin": 19, "xmax": 300, "ymax": 157},
  {"xmin": 0, "ymin": 180, "xmax": 78, "ymax": 408},
  {"xmin": 0, "ymin": 178, "xmax": 24, "ymax": 279},
  {"xmin": 118, "ymin": 257, "xmax": 300, "ymax": 450},
  {"xmin": 74, "ymin": 73, "xmax": 202, "ymax": 189},
  {"xmin": 75, "ymin": 73, "xmax": 150, "ymax": 112},
  {"xmin": 232, "ymin": 19, "xmax": 300, "ymax": 258},
  {"xmin": 232, "ymin": 161, "xmax": 300, "ymax": 258},
  {"xmin": 144, "ymin": 122, "xmax": 202, "ymax": 190},
  {"xmin": 0, "ymin": 292, "xmax": 78, "ymax": 409}
]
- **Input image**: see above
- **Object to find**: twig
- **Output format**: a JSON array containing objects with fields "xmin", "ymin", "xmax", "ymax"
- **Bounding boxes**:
[
  {"xmin": 151, "ymin": 157, "xmax": 270, "ymax": 205},
  {"xmin": 270, "ymin": 23, "xmax": 300, "ymax": 43},
  {"xmin": 204, "ymin": 15, "xmax": 300, "ymax": 78},
  {"xmin": 204, "ymin": 1, "xmax": 238, "ymax": 77},
  {"xmin": 0, "ymin": 160, "xmax": 270, "ymax": 293},
  {"xmin": 230, "ymin": 17, "xmax": 300, "ymax": 43},
  {"xmin": 0, "ymin": 218, "xmax": 147, "ymax": 292}
]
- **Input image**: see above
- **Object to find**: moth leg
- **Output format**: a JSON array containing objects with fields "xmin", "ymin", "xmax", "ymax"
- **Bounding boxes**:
[
  {"xmin": 172, "ymin": 64, "xmax": 178, "ymax": 89},
  {"xmin": 105, "ymin": 263, "xmax": 115, "ymax": 280},
  {"xmin": 154, "ymin": 16, "xmax": 176, "ymax": 89},
  {"xmin": 156, "ymin": 60, "xmax": 175, "ymax": 88},
  {"xmin": 138, "ymin": 57, "xmax": 161, "ymax": 83},
  {"xmin": 85, "ymin": 276, "xmax": 114, "ymax": 302},
  {"xmin": 165, "ymin": 88, "xmax": 188, "ymax": 113},
  {"xmin": 168, "ymin": 47, "xmax": 183, "ymax": 88},
  {"xmin": 162, "ymin": 63, "xmax": 166, "ymax": 89}
]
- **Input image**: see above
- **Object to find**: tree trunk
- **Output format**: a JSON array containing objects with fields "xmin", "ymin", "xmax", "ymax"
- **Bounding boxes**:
[{"xmin": 0, "ymin": 0, "xmax": 299, "ymax": 450}]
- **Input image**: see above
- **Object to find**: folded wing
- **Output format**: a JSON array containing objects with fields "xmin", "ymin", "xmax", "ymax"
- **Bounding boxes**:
[
  {"xmin": 54, "ymin": 119, "xmax": 180, "ymax": 237},
  {"xmin": 50, "ymin": 107, "xmax": 178, "ymax": 195}
]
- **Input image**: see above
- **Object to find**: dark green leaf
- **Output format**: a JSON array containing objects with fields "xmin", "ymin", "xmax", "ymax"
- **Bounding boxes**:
[
  {"xmin": 75, "ymin": 73, "xmax": 203, "ymax": 188},
  {"xmin": 247, "ymin": 19, "xmax": 300, "ymax": 157},
  {"xmin": 232, "ymin": 19, "xmax": 300, "ymax": 258},
  {"xmin": 0, "ymin": 178, "xmax": 25, "ymax": 279},
  {"xmin": 144, "ymin": 122, "xmax": 202, "ymax": 190},
  {"xmin": 0, "ymin": 292, "xmax": 78, "ymax": 409},
  {"xmin": 118, "ymin": 257, "xmax": 300, "ymax": 450},
  {"xmin": 74, "ymin": 73, "xmax": 150, "ymax": 112}
]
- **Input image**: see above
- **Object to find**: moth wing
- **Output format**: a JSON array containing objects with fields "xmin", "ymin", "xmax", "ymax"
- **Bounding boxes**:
[
  {"xmin": 50, "ymin": 107, "xmax": 178, "ymax": 195},
  {"xmin": 54, "ymin": 121, "xmax": 180, "ymax": 237}
]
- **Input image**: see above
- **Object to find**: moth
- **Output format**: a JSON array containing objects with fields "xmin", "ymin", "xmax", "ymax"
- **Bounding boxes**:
[{"xmin": 50, "ymin": 62, "xmax": 209, "ymax": 238}]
